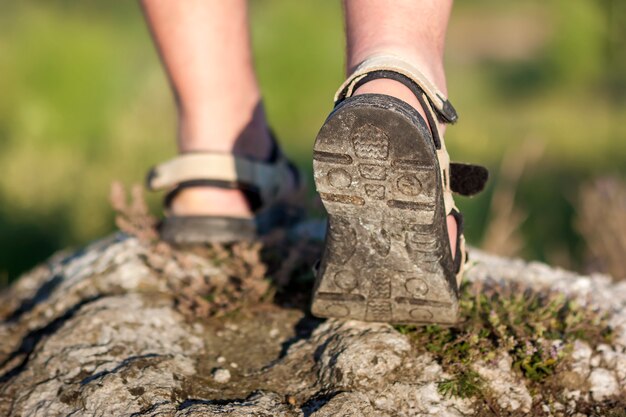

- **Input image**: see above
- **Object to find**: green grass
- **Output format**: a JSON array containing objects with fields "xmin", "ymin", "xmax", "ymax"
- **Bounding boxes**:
[{"xmin": 0, "ymin": 0, "xmax": 625, "ymax": 280}]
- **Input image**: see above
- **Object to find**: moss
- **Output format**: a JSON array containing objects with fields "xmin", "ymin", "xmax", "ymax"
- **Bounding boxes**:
[{"xmin": 395, "ymin": 280, "xmax": 613, "ymax": 402}]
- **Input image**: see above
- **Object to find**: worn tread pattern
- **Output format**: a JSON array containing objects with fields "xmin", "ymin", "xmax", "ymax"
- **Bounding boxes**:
[{"xmin": 311, "ymin": 94, "xmax": 459, "ymax": 324}]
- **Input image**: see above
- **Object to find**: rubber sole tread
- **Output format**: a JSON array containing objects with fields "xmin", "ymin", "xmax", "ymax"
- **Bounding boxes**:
[{"xmin": 311, "ymin": 94, "xmax": 459, "ymax": 324}]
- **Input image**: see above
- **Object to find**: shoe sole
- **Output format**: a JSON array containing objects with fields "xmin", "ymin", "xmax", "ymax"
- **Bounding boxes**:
[
  {"xmin": 311, "ymin": 94, "xmax": 459, "ymax": 324},
  {"xmin": 160, "ymin": 201, "xmax": 304, "ymax": 245}
]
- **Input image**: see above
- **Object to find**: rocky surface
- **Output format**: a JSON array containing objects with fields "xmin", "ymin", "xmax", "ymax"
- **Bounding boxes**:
[{"xmin": 0, "ymin": 224, "xmax": 625, "ymax": 416}]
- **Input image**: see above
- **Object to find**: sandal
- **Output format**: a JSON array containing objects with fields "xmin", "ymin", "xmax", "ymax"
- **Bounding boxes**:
[
  {"xmin": 310, "ymin": 54, "xmax": 488, "ymax": 324},
  {"xmin": 146, "ymin": 137, "xmax": 305, "ymax": 244}
]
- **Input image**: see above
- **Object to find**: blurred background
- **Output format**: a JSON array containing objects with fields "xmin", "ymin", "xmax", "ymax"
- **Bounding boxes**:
[{"xmin": 0, "ymin": 0, "xmax": 624, "ymax": 284}]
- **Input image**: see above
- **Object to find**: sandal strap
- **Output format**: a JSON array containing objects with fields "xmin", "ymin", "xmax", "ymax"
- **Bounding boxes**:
[
  {"xmin": 450, "ymin": 162, "xmax": 489, "ymax": 196},
  {"xmin": 146, "ymin": 152, "xmax": 294, "ymax": 206},
  {"xmin": 335, "ymin": 54, "xmax": 487, "ymax": 281},
  {"xmin": 334, "ymin": 54, "xmax": 458, "ymax": 124}
]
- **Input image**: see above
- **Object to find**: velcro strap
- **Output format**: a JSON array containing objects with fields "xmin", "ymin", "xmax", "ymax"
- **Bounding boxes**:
[
  {"xmin": 450, "ymin": 163, "xmax": 489, "ymax": 196},
  {"xmin": 334, "ymin": 54, "xmax": 458, "ymax": 124},
  {"xmin": 146, "ymin": 153, "xmax": 291, "ymax": 205}
]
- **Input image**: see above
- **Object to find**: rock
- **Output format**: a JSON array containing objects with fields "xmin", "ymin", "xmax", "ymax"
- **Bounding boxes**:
[
  {"xmin": 313, "ymin": 319, "xmax": 411, "ymax": 390},
  {"xmin": 615, "ymin": 354, "xmax": 626, "ymax": 390},
  {"xmin": 570, "ymin": 340, "xmax": 593, "ymax": 379},
  {"xmin": 3, "ymin": 293, "xmax": 202, "ymax": 416},
  {"xmin": 588, "ymin": 368, "xmax": 619, "ymax": 401},
  {"xmin": 212, "ymin": 368, "xmax": 231, "ymax": 383},
  {"xmin": 597, "ymin": 344, "xmax": 618, "ymax": 368},
  {"xmin": 590, "ymin": 354, "xmax": 601, "ymax": 368},
  {"xmin": 1, "ymin": 229, "xmax": 626, "ymax": 416},
  {"xmin": 373, "ymin": 381, "xmax": 473, "ymax": 417},
  {"xmin": 176, "ymin": 392, "xmax": 302, "ymax": 417},
  {"xmin": 473, "ymin": 354, "xmax": 532, "ymax": 413},
  {"xmin": 310, "ymin": 392, "xmax": 378, "ymax": 417}
]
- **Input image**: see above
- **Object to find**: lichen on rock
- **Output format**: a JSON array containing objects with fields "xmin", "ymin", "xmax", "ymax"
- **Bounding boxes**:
[{"xmin": 0, "ymin": 221, "xmax": 625, "ymax": 416}]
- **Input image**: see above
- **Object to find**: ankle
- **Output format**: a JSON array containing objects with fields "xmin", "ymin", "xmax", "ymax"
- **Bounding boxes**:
[{"xmin": 177, "ymin": 98, "xmax": 273, "ymax": 160}]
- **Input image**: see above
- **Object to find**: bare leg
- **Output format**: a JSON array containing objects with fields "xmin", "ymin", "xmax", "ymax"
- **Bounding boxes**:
[
  {"xmin": 344, "ymin": 0, "xmax": 457, "ymax": 256},
  {"xmin": 141, "ymin": 0, "xmax": 272, "ymax": 217}
]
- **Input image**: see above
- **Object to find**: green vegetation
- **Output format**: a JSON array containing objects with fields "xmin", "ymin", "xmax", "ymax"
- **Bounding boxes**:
[
  {"xmin": 0, "ymin": 0, "xmax": 625, "ymax": 280},
  {"xmin": 437, "ymin": 370, "xmax": 484, "ymax": 400},
  {"xmin": 396, "ymin": 281, "xmax": 613, "ymax": 401}
]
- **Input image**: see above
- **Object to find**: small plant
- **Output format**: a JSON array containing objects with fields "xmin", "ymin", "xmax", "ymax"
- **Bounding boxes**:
[
  {"xmin": 438, "ymin": 370, "xmax": 484, "ymax": 399},
  {"xmin": 109, "ymin": 182, "xmax": 272, "ymax": 318},
  {"xmin": 109, "ymin": 181, "xmax": 322, "ymax": 318},
  {"xmin": 109, "ymin": 181, "xmax": 159, "ymax": 243},
  {"xmin": 396, "ymin": 280, "xmax": 613, "ymax": 401}
]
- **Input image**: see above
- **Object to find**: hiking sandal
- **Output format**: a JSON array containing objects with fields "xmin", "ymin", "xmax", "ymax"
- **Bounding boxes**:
[
  {"xmin": 146, "ymin": 139, "xmax": 305, "ymax": 244},
  {"xmin": 310, "ymin": 55, "xmax": 488, "ymax": 324}
]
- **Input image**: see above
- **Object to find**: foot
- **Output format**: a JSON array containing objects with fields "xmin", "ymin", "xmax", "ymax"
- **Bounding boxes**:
[
  {"xmin": 353, "ymin": 78, "xmax": 457, "ymax": 258},
  {"xmin": 169, "ymin": 128, "xmax": 296, "ymax": 218}
]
